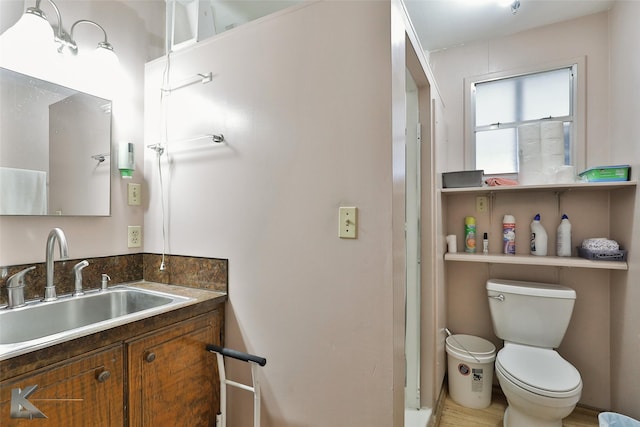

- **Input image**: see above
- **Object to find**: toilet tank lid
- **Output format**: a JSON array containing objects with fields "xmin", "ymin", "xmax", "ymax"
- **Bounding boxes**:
[{"xmin": 487, "ymin": 279, "xmax": 576, "ymax": 299}]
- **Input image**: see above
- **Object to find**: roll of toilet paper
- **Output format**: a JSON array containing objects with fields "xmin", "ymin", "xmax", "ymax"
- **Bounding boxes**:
[
  {"xmin": 542, "ymin": 153, "xmax": 564, "ymax": 170},
  {"xmin": 540, "ymin": 123, "xmax": 565, "ymax": 183},
  {"xmin": 541, "ymin": 137, "xmax": 564, "ymax": 155},
  {"xmin": 555, "ymin": 165, "xmax": 576, "ymax": 184},
  {"xmin": 446, "ymin": 235, "xmax": 457, "ymax": 253},
  {"xmin": 540, "ymin": 121, "xmax": 563, "ymax": 139},
  {"xmin": 518, "ymin": 123, "xmax": 540, "ymax": 142},
  {"xmin": 518, "ymin": 123, "xmax": 543, "ymax": 185},
  {"xmin": 518, "ymin": 122, "xmax": 567, "ymax": 185},
  {"xmin": 519, "ymin": 139, "xmax": 540, "ymax": 156}
]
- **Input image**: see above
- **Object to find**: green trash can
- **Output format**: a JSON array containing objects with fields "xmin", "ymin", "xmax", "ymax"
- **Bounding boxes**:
[{"xmin": 599, "ymin": 412, "xmax": 640, "ymax": 427}]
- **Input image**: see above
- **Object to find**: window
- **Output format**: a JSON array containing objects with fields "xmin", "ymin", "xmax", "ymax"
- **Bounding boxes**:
[{"xmin": 468, "ymin": 65, "xmax": 577, "ymax": 175}]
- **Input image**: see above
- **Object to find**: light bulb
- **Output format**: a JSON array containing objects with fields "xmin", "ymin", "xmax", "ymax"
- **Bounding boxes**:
[{"xmin": 0, "ymin": 12, "xmax": 59, "ymax": 77}]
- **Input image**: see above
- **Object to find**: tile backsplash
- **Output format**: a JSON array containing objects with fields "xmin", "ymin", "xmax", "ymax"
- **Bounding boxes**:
[{"xmin": 0, "ymin": 253, "xmax": 227, "ymax": 306}]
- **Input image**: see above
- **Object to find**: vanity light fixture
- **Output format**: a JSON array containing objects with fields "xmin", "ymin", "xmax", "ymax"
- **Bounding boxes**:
[{"xmin": 0, "ymin": 0, "xmax": 118, "ymax": 64}]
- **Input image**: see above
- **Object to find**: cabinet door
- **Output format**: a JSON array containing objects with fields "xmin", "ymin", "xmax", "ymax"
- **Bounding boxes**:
[
  {"xmin": 0, "ymin": 344, "xmax": 124, "ymax": 426},
  {"xmin": 128, "ymin": 311, "xmax": 221, "ymax": 427}
]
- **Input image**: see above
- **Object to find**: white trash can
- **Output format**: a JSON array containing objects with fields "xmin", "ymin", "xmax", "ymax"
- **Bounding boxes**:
[
  {"xmin": 446, "ymin": 334, "xmax": 496, "ymax": 409},
  {"xmin": 599, "ymin": 412, "xmax": 640, "ymax": 427}
]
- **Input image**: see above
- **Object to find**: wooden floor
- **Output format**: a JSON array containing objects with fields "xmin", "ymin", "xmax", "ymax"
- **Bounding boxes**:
[{"xmin": 435, "ymin": 388, "xmax": 600, "ymax": 427}]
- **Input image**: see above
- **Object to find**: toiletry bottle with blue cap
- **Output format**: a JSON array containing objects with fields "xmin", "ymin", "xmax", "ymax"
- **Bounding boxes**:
[{"xmin": 530, "ymin": 213, "xmax": 548, "ymax": 256}]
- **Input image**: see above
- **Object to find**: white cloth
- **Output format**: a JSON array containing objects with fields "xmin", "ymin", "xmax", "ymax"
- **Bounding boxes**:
[{"xmin": 0, "ymin": 167, "xmax": 47, "ymax": 214}]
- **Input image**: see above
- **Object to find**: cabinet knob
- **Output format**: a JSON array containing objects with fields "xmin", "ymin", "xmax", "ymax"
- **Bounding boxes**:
[
  {"xmin": 145, "ymin": 352, "xmax": 156, "ymax": 363},
  {"xmin": 96, "ymin": 370, "xmax": 111, "ymax": 383}
]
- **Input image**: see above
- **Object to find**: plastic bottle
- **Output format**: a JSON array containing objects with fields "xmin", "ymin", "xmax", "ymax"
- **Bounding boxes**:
[
  {"xmin": 464, "ymin": 216, "xmax": 476, "ymax": 253},
  {"xmin": 482, "ymin": 232, "xmax": 489, "ymax": 254},
  {"xmin": 530, "ymin": 214, "xmax": 548, "ymax": 256},
  {"xmin": 556, "ymin": 214, "xmax": 572, "ymax": 257},
  {"xmin": 503, "ymin": 215, "xmax": 516, "ymax": 254}
]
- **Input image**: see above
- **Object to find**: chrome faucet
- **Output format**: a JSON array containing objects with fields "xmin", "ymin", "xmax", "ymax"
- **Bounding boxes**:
[{"xmin": 44, "ymin": 228, "xmax": 69, "ymax": 302}]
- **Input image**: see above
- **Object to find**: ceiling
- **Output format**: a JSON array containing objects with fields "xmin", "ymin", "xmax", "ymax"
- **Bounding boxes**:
[{"xmin": 403, "ymin": 0, "xmax": 615, "ymax": 52}]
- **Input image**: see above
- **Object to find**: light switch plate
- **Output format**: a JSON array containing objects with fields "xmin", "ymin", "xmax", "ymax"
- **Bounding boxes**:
[
  {"xmin": 128, "ymin": 183, "xmax": 141, "ymax": 206},
  {"xmin": 339, "ymin": 207, "xmax": 357, "ymax": 239},
  {"xmin": 476, "ymin": 196, "xmax": 488, "ymax": 213}
]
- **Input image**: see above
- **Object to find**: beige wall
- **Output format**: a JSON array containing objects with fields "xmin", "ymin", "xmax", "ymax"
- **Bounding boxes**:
[
  {"xmin": 609, "ymin": 0, "xmax": 640, "ymax": 420},
  {"xmin": 430, "ymin": 6, "xmax": 640, "ymax": 415},
  {"xmin": 0, "ymin": 0, "xmax": 164, "ymax": 264},
  {"xmin": 144, "ymin": 2, "xmax": 408, "ymax": 425}
]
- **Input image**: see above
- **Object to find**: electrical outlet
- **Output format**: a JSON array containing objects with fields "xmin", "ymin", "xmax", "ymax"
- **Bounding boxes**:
[
  {"xmin": 128, "ymin": 183, "xmax": 141, "ymax": 206},
  {"xmin": 476, "ymin": 196, "xmax": 488, "ymax": 213},
  {"xmin": 339, "ymin": 207, "xmax": 357, "ymax": 239},
  {"xmin": 128, "ymin": 225, "xmax": 142, "ymax": 248}
]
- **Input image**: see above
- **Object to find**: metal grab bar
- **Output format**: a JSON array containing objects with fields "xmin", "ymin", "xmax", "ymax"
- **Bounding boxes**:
[
  {"xmin": 206, "ymin": 344, "xmax": 267, "ymax": 366},
  {"xmin": 206, "ymin": 344, "xmax": 267, "ymax": 427}
]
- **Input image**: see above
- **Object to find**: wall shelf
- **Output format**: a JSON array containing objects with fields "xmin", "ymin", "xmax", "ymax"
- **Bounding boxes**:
[
  {"xmin": 444, "ymin": 252, "xmax": 628, "ymax": 270},
  {"xmin": 441, "ymin": 180, "xmax": 637, "ymax": 196}
]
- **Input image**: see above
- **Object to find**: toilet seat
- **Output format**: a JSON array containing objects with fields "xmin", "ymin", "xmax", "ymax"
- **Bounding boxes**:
[{"xmin": 497, "ymin": 343, "xmax": 582, "ymax": 399}]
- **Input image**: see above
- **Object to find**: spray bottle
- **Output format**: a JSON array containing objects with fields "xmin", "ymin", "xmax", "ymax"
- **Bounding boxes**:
[
  {"xmin": 464, "ymin": 216, "xmax": 476, "ymax": 253},
  {"xmin": 503, "ymin": 215, "xmax": 516, "ymax": 254}
]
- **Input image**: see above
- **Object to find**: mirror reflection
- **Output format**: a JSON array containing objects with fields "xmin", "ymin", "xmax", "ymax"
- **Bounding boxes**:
[{"xmin": 0, "ymin": 67, "xmax": 111, "ymax": 216}]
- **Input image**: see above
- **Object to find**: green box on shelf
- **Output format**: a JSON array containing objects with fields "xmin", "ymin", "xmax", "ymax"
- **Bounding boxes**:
[{"xmin": 578, "ymin": 165, "xmax": 630, "ymax": 182}]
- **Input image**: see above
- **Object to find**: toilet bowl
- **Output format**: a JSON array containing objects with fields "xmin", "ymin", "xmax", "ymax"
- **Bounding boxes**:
[
  {"xmin": 486, "ymin": 279, "xmax": 583, "ymax": 427},
  {"xmin": 495, "ymin": 343, "xmax": 582, "ymax": 427}
]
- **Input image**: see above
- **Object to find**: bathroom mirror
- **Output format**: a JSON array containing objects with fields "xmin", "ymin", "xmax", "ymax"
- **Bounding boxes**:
[{"xmin": 0, "ymin": 67, "xmax": 112, "ymax": 216}]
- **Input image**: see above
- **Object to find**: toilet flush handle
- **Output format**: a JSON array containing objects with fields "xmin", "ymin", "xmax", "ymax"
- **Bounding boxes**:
[{"xmin": 488, "ymin": 294, "xmax": 505, "ymax": 302}]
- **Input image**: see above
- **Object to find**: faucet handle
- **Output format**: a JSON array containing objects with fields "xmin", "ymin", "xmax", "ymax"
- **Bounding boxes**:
[
  {"xmin": 6, "ymin": 266, "xmax": 35, "ymax": 308},
  {"xmin": 7, "ymin": 266, "xmax": 36, "ymax": 288}
]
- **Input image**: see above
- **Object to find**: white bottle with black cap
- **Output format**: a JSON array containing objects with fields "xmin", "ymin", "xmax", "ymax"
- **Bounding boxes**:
[{"xmin": 556, "ymin": 214, "xmax": 572, "ymax": 257}]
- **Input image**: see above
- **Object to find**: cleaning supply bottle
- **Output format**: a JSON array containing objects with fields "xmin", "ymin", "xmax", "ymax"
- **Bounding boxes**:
[
  {"xmin": 530, "ymin": 214, "xmax": 548, "ymax": 256},
  {"xmin": 556, "ymin": 214, "xmax": 572, "ymax": 257},
  {"xmin": 503, "ymin": 215, "xmax": 516, "ymax": 254},
  {"xmin": 464, "ymin": 216, "xmax": 476, "ymax": 253}
]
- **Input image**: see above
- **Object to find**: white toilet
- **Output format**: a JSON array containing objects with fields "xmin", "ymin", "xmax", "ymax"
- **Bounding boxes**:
[{"xmin": 486, "ymin": 279, "xmax": 583, "ymax": 427}]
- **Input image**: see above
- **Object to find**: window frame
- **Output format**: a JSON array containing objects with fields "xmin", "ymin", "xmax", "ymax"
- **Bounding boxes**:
[{"xmin": 464, "ymin": 57, "xmax": 586, "ymax": 177}]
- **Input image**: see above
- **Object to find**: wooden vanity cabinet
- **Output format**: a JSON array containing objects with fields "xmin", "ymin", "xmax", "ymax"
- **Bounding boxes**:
[
  {"xmin": 0, "ymin": 344, "xmax": 124, "ymax": 426},
  {"xmin": 127, "ymin": 310, "xmax": 222, "ymax": 427}
]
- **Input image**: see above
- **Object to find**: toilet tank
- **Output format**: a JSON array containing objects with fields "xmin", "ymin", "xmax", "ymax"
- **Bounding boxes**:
[{"xmin": 486, "ymin": 279, "xmax": 576, "ymax": 348}]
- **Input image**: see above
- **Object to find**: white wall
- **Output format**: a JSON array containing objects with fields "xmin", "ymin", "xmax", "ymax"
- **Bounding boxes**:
[
  {"xmin": 608, "ymin": 0, "xmax": 640, "ymax": 420},
  {"xmin": 0, "ymin": 0, "xmax": 164, "ymax": 264},
  {"xmin": 144, "ymin": 2, "xmax": 407, "ymax": 425}
]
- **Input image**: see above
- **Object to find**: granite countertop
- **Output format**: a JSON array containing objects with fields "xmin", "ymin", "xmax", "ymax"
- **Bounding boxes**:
[
  {"xmin": 0, "ymin": 281, "xmax": 227, "ymax": 380},
  {"xmin": 124, "ymin": 280, "xmax": 227, "ymax": 302}
]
